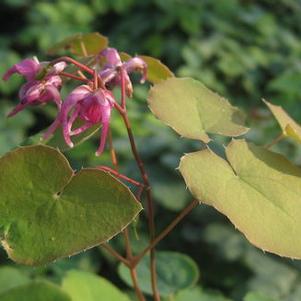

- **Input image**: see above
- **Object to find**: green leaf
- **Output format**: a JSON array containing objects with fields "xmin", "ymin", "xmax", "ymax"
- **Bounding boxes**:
[
  {"xmin": 21, "ymin": 119, "xmax": 100, "ymax": 152},
  {"xmin": 0, "ymin": 281, "xmax": 71, "ymax": 301},
  {"xmin": 148, "ymin": 78, "xmax": 248, "ymax": 143},
  {"xmin": 179, "ymin": 139, "xmax": 301, "ymax": 259},
  {"xmin": 0, "ymin": 267, "xmax": 30, "ymax": 295},
  {"xmin": 244, "ymin": 292, "xmax": 278, "ymax": 301},
  {"xmin": 62, "ymin": 270, "xmax": 130, "ymax": 301},
  {"xmin": 0, "ymin": 145, "xmax": 142, "ymax": 265},
  {"xmin": 118, "ymin": 251, "xmax": 199, "ymax": 297},
  {"xmin": 139, "ymin": 55, "xmax": 174, "ymax": 83},
  {"xmin": 264, "ymin": 99, "xmax": 301, "ymax": 143},
  {"xmin": 48, "ymin": 32, "xmax": 108, "ymax": 56}
]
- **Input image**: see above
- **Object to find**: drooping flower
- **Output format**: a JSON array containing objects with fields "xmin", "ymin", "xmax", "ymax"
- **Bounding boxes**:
[
  {"xmin": 3, "ymin": 57, "xmax": 66, "ymax": 116},
  {"xmin": 44, "ymin": 85, "xmax": 115, "ymax": 156},
  {"xmin": 99, "ymin": 48, "xmax": 147, "ymax": 97}
]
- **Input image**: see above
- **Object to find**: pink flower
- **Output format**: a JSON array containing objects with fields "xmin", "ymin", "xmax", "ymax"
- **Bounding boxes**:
[
  {"xmin": 3, "ymin": 57, "xmax": 66, "ymax": 117},
  {"xmin": 44, "ymin": 85, "xmax": 115, "ymax": 156},
  {"xmin": 99, "ymin": 48, "xmax": 147, "ymax": 97}
]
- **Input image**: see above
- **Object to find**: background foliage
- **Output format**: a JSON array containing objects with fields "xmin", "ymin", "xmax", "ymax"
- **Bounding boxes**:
[{"xmin": 1, "ymin": 0, "xmax": 301, "ymax": 300}]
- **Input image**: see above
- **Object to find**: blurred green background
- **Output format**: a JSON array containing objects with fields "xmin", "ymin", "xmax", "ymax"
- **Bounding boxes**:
[{"xmin": 1, "ymin": 0, "xmax": 301, "ymax": 300}]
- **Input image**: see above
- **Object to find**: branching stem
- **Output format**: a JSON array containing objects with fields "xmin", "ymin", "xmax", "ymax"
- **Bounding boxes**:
[
  {"xmin": 133, "ymin": 199, "xmax": 199, "ymax": 266},
  {"xmin": 118, "ymin": 73, "xmax": 160, "ymax": 300}
]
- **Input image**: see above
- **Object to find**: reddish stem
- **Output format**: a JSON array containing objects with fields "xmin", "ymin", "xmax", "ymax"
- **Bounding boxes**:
[
  {"xmin": 97, "ymin": 166, "xmax": 144, "ymax": 188},
  {"xmin": 60, "ymin": 72, "xmax": 89, "ymax": 83},
  {"xmin": 51, "ymin": 56, "xmax": 95, "ymax": 75}
]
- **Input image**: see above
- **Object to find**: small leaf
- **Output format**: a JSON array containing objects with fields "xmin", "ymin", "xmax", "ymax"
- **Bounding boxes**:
[
  {"xmin": 62, "ymin": 270, "xmax": 130, "ymax": 301},
  {"xmin": 0, "ymin": 267, "xmax": 30, "ymax": 295},
  {"xmin": 0, "ymin": 145, "xmax": 142, "ymax": 265},
  {"xmin": 148, "ymin": 78, "xmax": 248, "ymax": 143},
  {"xmin": 244, "ymin": 292, "xmax": 278, "ymax": 301},
  {"xmin": 264, "ymin": 99, "xmax": 301, "ymax": 143},
  {"xmin": 0, "ymin": 281, "xmax": 71, "ymax": 301},
  {"xmin": 118, "ymin": 251, "xmax": 199, "ymax": 297},
  {"xmin": 180, "ymin": 139, "xmax": 301, "ymax": 259},
  {"xmin": 139, "ymin": 55, "xmax": 174, "ymax": 83},
  {"xmin": 48, "ymin": 32, "xmax": 108, "ymax": 56}
]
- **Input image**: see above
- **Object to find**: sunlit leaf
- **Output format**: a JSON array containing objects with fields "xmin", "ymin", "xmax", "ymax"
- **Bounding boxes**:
[
  {"xmin": 139, "ymin": 55, "xmax": 174, "ymax": 83},
  {"xmin": 0, "ymin": 145, "xmax": 142, "ymax": 265},
  {"xmin": 148, "ymin": 78, "xmax": 248, "ymax": 143},
  {"xmin": 264, "ymin": 99, "xmax": 301, "ymax": 143},
  {"xmin": 48, "ymin": 32, "xmax": 108, "ymax": 56},
  {"xmin": 180, "ymin": 139, "xmax": 301, "ymax": 258},
  {"xmin": 62, "ymin": 270, "xmax": 130, "ymax": 301},
  {"xmin": 118, "ymin": 251, "xmax": 199, "ymax": 297},
  {"xmin": 0, "ymin": 281, "xmax": 71, "ymax": 301}
]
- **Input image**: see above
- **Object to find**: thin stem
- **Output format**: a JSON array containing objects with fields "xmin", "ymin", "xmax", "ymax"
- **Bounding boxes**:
[
  {"xmin": 80, "ymin": 40, "xmax": 88, "ymax": 57},
  {"xmin": 51, "ymin": 56, "xmax": 95, "ymax": 75},
  {"xmin": 97, "ymin": 166, "xmax": 144, "ymax": 188},
  {"xmin": 107, "ymin": 129, "xmax": 146, "ymax": 301},
  {"xmin": 119, "ymin": 110, "xmax": 160, "ymax": 301},
  {"xmin": 60, "ymin": 72, "xmax": 89, "ymax": 83},
  {"xmin": 108, "ymin": 129, "xmax": 119, "ymax": 172},
  {"xmin": 124, "ymin": 229, "xmax": 146, "ymax": 301},
  {"xmin": 265, "ymin": 133, "xmax": 284, "ymax": 149},
  {"xmin": 94, "ymin": 69, "xmax": 98, "ymax": 89},
  {"xmin": 120, "ymin": 67, "xmax": 127, "ymax": 109},
  {"xmin": 133, "ymin": 199, "xmax": 199, "ymax": 266},
  {"xmin": 77, "ymin": 70, "xmax": 87, "ymax": 79},
  {"xmin": 102, "ymin": 244, "xmax": 130, "ymax": 267}
]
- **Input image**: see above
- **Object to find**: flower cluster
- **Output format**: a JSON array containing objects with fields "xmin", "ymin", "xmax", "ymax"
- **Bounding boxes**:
[{"xmin": 3, "ymin": 48, "xmax": 147, "ymax": 155}]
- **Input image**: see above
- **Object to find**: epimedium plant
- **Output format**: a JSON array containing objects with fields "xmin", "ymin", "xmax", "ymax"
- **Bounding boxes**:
[{"xmin": 1, "ymin": 32, "xmax": 301, "ymax": 301}]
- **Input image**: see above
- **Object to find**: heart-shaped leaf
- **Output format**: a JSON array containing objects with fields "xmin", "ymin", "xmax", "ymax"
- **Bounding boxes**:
[
  {"xmin": 180, "ymin": 139, "xmax": 301, "ymax": 259},
  {"xmin": 0, "ymin": 145, "xmax": 142, "ymax": 265},
  {"xmin": 118, "ymin": 251, "xmax": 199, "ymax": 297},
  {"xmin": 62, "ymin": 270, "xmax": 130, "ymax": 301},
  {"xmin": 48, "ymin": 32, "xmax": 108, "ymax": 56},
  {"xmin": 0, "ymin": 281, "xmax": 71, "ymax": 301},
  {"xmin": 264, "ymin": 99, "xmax": 301, "ymax": 143},
  {"xmin": 148, "ymin": 78, "xmax": 248, "ymax": 143}
]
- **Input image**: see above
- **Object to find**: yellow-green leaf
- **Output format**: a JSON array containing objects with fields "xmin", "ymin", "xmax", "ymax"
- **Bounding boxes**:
[
  {"xmin": 264, "ymin": 99, "xmax": 301, "ymax": 143},
  {"xmin": 148, "ymin": 78, "xmax": 248, "ymax": 143},
  {"xmin": 180, "ymin": 139, "xmax": 301, "ymax": 259},
  {"xmin": 139, "ymin": 55, "xmax": 174, "ymax": 83},
  {"xmin": 62, "ymin": 270, "xmax": 130, "ymax": 301}
]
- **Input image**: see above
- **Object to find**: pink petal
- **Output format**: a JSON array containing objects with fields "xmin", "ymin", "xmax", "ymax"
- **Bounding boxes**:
[
  {"xmin": 44, "ymin": 85, "xmax": 62, "ymax": 109},
  {"xmin": 124, "ymin": 57, "xmax": 147, "ymax": 83},
  {"xmin": 3, "ymin": 58, "xmax": 40, "ymax": 81},
  {"xmin": 101, "ymin": 48, "xmax": 122, "ymax": 67},
  {"xmin": 7, "ymin": 103, "xmax": 27, "ymax": 117},
  {"xmin": 95, "ymin": 101, "xmax": 113, "ymax": 156},
  {"xmin": 61, "ymin": 85, "xmax": 92, "ymax": 148}
]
